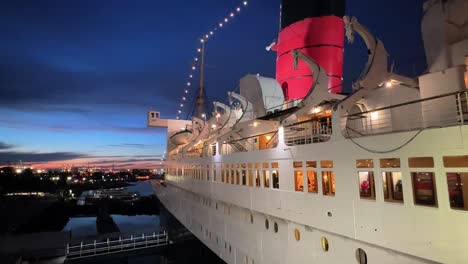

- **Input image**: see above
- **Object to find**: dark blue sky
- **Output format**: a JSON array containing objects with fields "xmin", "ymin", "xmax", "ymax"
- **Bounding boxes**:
[{"xmin": 0, "ymin": 0, "xmax": 425, "ymax": 168}]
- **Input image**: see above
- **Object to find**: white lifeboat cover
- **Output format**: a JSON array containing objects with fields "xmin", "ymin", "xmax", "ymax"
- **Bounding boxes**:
[{"xmin": 240, "ymin": 75, "xmax": 284, "ymax": 117}]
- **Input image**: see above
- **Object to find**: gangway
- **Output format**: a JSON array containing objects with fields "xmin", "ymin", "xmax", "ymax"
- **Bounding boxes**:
[{"xmin": 65, "ymin": 231, "xmax": 168, "ymax": 260}]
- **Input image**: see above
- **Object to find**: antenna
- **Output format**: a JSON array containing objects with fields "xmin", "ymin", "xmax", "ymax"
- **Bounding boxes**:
[{"xmin": 196, "ymin": 41, "xmax": 206, "ymax": 118}]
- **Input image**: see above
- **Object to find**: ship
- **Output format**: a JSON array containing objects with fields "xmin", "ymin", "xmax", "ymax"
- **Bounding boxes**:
[{"xmin": 148, "ymin": 0, "xmax": 468, "ymax": 263}]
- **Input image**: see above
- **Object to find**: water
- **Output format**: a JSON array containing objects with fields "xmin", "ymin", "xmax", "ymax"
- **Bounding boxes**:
[
  {"xmin": 62, "ymin": 181, "xmax": 224, "ymax": 263},
  {"xmin": 63, "ymin": 215, "xmax": 160, "ymax": 240}
]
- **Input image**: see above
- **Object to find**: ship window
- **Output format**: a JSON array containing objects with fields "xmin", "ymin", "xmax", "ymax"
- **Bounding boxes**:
[
  {"xmin": 242, "ymin": 170, "xmax": 247, "ymax": 185},
  {"xmin": 255, "ymin": 163, "xmax": 261, "ymax": 168},
  {"xmin": 294, "ymin": 170, "xmax": 304, "ymax": 192},
  {"xmin": 306, "ymin": 161, "xmax": 317, "ymax": 168},
  {"xmin": 274, "ymin": 222, "xmax": 278, "ymax": 233},
  {"xmin": 255, "ymin": 170, "xmax": 261, "ymax": 187},
  {"xmin": 380, "ymin": 158, "xmax": 400, "ymax": 168},
  {"xmin": 409, "ymin": 157, "xmax": 434, "ymax": 168},
  {"xmin": 356, "ymin": 159, "xmax": 374, "ymax": 168},
  {"xmin": 250, "ymin": 214, "xmax": 254, "ymax": 224},
  {"xmin": 265, "ymin": 219, "xmax": 269, "ymax": 230},
  {"xmin": 294, "ymin": 229, "xmax": 300, "ymax": 241},
  {"xmin": 356, "ymin": 248, "xmax": 367, "ymax": 264},
  {"xmin": 307, "ymin": 171, "xmax": 318, "ymax": 193},
  {"xmin": 236, "ymin": 170, "xmax": 240, "ymax": 185},
  {"xmin": 264, "ymin": 171, "xmax": 270, "ymax": 188},
  {"xmin": 221, "ymin": 165, "xmax": 225, "ymax": 182},
  {"xmin": 412, "ymin": 172, "xmax": 437, "ymax": 207},
  {"xmin": 358, "ymin": 171, "xmax": 375, "ymax": 200},
  {"xmin": 293, "ymin": 161, "xmax": 303, "ymax": 168},
  {"xmin": 151, "ymin": 112, "xmax": 155, "ymax": 118},
  {"xmin": 447, "ymin": 172, "xmax": 468, "ymax": 210},
  {"xmin": 271, "ymin": 162, "xmax": 279, "ymax": 169},
  {"xmin": 307, "ymin": 161, "xmax": 318, "ymax": 193},
  {"xmin": 443, "ymin": 156, "xmax": 468, "ymax": 167},
  {"xmin": 272, "ymin": 170, "xmax": 279, "ymax": 189},
  {"xmin": 382, "ymin": 172, "xmax": 403, "ymax": 203},
  {"xmin": 231, "ymin": 173, "xmax": 235, "ymax": 185},
  {"xmin": 321, "ymin": 160, "xmax": 333, "ymax": 168},
  {"xmin": 263, "ymin": 162, "xmax": 269, "ymax": 168},
  {"xmin": 322, "ymin": 171, "xmax": 335, "ymax": 196},
  {"xmin": 213, "ymin": 165, "xmax": 217, "ymax": 182},
  {"xmin": 321, "ymin": 237, "xmax": 329, "ymax": 252},
  {"xmin": 248, "ymin": 170, "xmax": 253, "ymax": 186}
]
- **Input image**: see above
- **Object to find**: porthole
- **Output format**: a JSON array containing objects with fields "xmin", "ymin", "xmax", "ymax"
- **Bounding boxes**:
[
  {"xmin": 250, "ymin": 214, "xmax": 254, "ymax": 224},
  {"xmin": 356, "ymin": 248, "xmax": 367, "ymax": 264},
  {"xmin": 294, "ymin": 228, "xmax": 300, "ymax": 241},
  {"xmin": 265, "ymin": 219, "xmax": 269, "ymax": 230},
  {"xmin": 274, "ymin": 222, "xmax": 278, "ymax": 233},
  {"xmin": 321, "ymin": 237, "xmax": 329, "ymax": 252}
]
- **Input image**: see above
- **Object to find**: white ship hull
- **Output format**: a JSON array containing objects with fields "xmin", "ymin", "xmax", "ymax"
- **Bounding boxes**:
[{"xmin": 152, "ymin": 124, "xmax": 468, "ymax": 264}]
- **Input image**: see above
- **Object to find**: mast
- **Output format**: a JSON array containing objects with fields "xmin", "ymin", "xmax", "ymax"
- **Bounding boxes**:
[{"xmin": 196, "ymin": 41, "xmax": 205, "ymax": 118}]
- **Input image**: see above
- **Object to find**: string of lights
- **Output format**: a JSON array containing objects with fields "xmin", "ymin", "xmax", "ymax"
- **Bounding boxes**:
[{"xmin": 176, "ymin": 0, "xmax": 249, "ymax": 120}]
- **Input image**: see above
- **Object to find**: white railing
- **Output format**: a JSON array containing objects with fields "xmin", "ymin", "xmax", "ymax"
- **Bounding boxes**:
[
  {"xmin": 220, "ymin": 131, "xmax": 278, "ymax": 155},
  {"xmin": 343, "ymin": 91, "xmax": 468, "ymax": 138},
  {"xmin": 66, "ymin": 231, "xmax": 168, "ymax": 260},
  {"xmin": 284, "ymin": 120, "xmax": 332, "ymax": 146}
]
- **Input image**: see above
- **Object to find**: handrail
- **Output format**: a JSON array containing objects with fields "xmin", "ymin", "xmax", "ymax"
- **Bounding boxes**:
[
  {"xmin": 344, "ymin": 90, "xmax": 465, "ymax": 118},
  {"xmin": 66, "ymin": 231, "xmax": 168, "ymax": 259},
  {"xmin": 224, "ymin": 130, "xmax": 278, "ymax": 144}
]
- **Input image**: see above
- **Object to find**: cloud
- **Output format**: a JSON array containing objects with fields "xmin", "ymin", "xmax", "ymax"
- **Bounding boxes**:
[
  {"xmin": 0, "ymin": 142, "xmax": 14, "ymax": 150},
  {"xmin": 0, "ymin": 151, "xmax": 88, "ymax": 163},
  {"xmin": 106, "ymin": 143, "xmax": 157, "ymax": 149}
]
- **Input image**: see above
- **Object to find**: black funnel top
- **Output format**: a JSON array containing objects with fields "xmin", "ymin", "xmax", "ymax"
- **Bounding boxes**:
[{"xmin": 281, "ymin": 0, "xmax": 346, "ymax": 29}]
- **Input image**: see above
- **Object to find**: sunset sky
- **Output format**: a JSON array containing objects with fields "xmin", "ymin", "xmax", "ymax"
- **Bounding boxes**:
[{"xmin": 0, "ymin": 0, "xmax": 425, "ymax": 169}]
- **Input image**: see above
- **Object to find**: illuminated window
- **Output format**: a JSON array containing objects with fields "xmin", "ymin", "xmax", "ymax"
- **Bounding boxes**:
[
  {"xmin": 248, "ymin": 170, "xmax": 253, "ymax": 186},
  {"xmin": 231, "ymin": 165, "xmax": 235, "ymax": 184},
  {"xmin": 294, "ymin": 229, "xmax": 300, "ymax": 241},
  {"xmin": 358, "ymin": 171, "xmax": 375, "ymax": 200},
  {"xmin": 271, "ymin": 162, "xmax": 279, "ymax": 169},
  {"xmin": 272, "ymin": 170, "xmax": 279, "ymax": 189},
  {"xmin": 294, "ymin": 170, "xmax": 304, "ymax": 192},
  {"xmin": 321, "ymin": 160, "xmax": 333, "ymax": 168},
  {"xmin": 380, "ymin": 158, "xmax": 400, "ymax": 168},
  {"xmin": 255, "ymin": 170, "xmax": 261, "ymax": 187},
  {"xmin": 321, "ymin": 237, "xmax": 329, "ymax": 252},
  {"xmin": 409, "ymin": 157, "xmax": 434, "ymax": 168},
  {"xmin": 382, "ymin": 172, "xmax": 403, "ymax": 203},
  {"xmin": 412, "ymin": 172, "xmax": 437, "ymax": 207},
  {"xmin": 322, "ymin": 171, "xmax": 335, "ymax": 196},
  {"xmin": 294, "ymin": 161, "xmax": 303, "ymax": 192},
  {"xmin": 242, "ymin": 170, "xmax": 247, "ymax": 185},
  {"xmin": 221, "ymin": 164, "xmax": 225, "ymax": 182},
  {"xmin": 447, "ymin": 173, "xmax": 468, "ymax": 210},
  {"xmin": 255, "ymin": 163, "xmax": 261, "ymax": 187},
  {"xmin": 213, "ymin": 164, "xmax": 217, "ymax": 182},
  {"xmin": 306, "ymin": 161, "xmax": 317, "ymax": 193},
  {"xmin": 443, "ymin": 156, "xmax": 468, "ymax": 167},
  {"xmin": 264, "ymin": 171, "xmax": 270, "ymax": 188},
  {"xmin": 356, "ymin": 159, "xmax": 373, "ymax": 168},
  {"xmin": 356, "ymin": 160, "xmax": 375, "ymax": 199},
  {"xmin": 321, "ymin": 160, "xmax": 335, "ymax": 196}
]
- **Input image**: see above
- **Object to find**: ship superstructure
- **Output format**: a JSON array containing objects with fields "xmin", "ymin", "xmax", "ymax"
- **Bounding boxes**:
[{"xmin": 149, "ymin": 0, "xmax": 468, "ymax": 263}]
